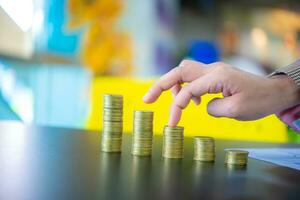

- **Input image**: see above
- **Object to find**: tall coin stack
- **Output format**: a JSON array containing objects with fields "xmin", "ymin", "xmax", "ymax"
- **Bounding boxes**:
[
  {"xmin": 101, "ymin": 94, "xmax": 123, "ymax": 152},
  {"xmin": 225, "ymin": 150, "xmax": 249, "ymax": 166},
  {"xmin": 193, "ymin": 136, "xmax": 215, "ymax": 162},
  {"xmin": 162, "ymin": 126, "xmax": 184, "ymax": 159},
  {"xmin": 131, "ymin": 110, "xmax": 154, "ymax": 156}
]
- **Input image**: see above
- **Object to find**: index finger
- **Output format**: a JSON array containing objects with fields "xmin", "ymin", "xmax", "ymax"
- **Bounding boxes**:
[
  {"xmin": 143, "ymin": 60, "xmax": 206, "ymax": 103},
  {"xmin": 143, "ymin": 67, "xmax": 181, "ymax": 103}
]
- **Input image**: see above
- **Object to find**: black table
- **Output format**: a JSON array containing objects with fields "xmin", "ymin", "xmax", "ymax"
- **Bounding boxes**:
[{"xmin": 0, "ymin": 121, "xmax": 300, "ymax": 200}]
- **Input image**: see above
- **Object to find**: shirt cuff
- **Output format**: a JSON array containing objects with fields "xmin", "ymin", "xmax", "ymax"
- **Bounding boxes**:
[{"xmin": 268, "ymin": 59, "xmax": 300, "ymax": 86}]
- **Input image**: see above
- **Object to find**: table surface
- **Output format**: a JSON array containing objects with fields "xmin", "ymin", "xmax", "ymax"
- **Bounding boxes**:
[{"xmin": 0, "ymin": 121, "xmax": 300, "ymax": 200}]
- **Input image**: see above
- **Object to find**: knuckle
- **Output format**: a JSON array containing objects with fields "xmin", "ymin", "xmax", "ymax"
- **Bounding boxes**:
[
  {"xmin": 174, "ymin": 66, "xmax": 184, "ymax": 83},
  {"xmin": 179, "ymin": 60, "xmax": 188, "ymax": 71},
  {"xmin": 181, "ymin": 87, "xmax": 191, "ymax": 98},
  {"xmin": 160, "ymin": 73, "xmax": 168, "ymax": 82},
  {"xmin": 179, "ymin": 59, "xmax": 204, "ymax": 77},
  {"xmin": 215, "ymin": 62, "xmax": 227, "ymax": 71},
  {"xmin": 175, "ymin": 88, "xmax": 192, "ymax": 109},
  {"xmin": 174, "ymin": 98, "xmax": 185, "ymax": 109},
  {"xmin": 185, "ymin": 86, "xmax": 193, "ymax": 96},
  {"xmin": 179, "ymin": 59, "xmax": 194, "ymax": 72},
  {"xmin": 175, "ymin": 65, "xmax": 183, "ymax": 75},
  {"xmin": 189, "ymin": 82, "xmax": 198, "ymax": 93},
  {"xmin": 179, "ymin": 59, "xmax": 190, "ymax": 68},
  {"xmin": 212, "ymin": 63, "xmax": 232, "ymax": 80},
  {"xmin": 213, "ymin": 61, "xmax": 224, "ymax": 66}
]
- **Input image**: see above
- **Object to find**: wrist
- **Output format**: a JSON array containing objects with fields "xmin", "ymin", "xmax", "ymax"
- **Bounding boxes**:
[{"xmin": 271, "ymin": 75, "xmax": 300, "ymax": 110}]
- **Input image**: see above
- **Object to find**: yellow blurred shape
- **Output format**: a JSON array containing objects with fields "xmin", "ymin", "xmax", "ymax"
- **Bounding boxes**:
[
  {"xmin": 82, "ymin": 26, "xmax": 133, "ymax": 75},
  {"xmin": 67, "ymin": 0, "xmax": 124, "ymax": 29},
  {"xmin": 86, "ymin": 77, "xmax": 288, "ymax": 142},
  {"xmin": 67, "ymin": 0, "xmax": 132, "ymax": 75}
]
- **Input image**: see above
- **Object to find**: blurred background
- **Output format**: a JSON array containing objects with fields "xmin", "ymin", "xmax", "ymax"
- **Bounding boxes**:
[{"xmin": 1, "ymin": 0, "xmax": 300, "ymax": 142}]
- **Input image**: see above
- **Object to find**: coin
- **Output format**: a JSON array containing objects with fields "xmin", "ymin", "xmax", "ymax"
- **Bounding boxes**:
[
  {"xmin": 101, "ymin": 94, "xmax": 123, "ymax": 153},
  {"xmin": 131, "ymin": 110, "xmax": 154, "ymax": 156},
  {"xmin": 225, "ymin": 150, "xmax": 249, "ymax": 166},
  {"xmin": 162, "ymin": 125, "xmax": 184, "ymax": 159},
  {"xmin": 193, "ymin": 136, "xmax": 215, "ymax": 162}
]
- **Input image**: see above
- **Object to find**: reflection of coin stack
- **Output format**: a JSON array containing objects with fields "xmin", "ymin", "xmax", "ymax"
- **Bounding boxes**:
[
  {"xmin": 193, "ymin": 136, "xmax": 215, "ymax": 162},
  {"xmin": 225, "ymin": 150, "xmax": 249, "ymax": 166},
  {"xmin": 101, "ymin": 94, "xmax": 123, "ymax": 152},
  {"xmin": 132, "ymin": 110, "xmax": 154, "ymax": 156},
  {"xmin": 162, "ymin": 126, "xmax": 184, "ymax": 159}
]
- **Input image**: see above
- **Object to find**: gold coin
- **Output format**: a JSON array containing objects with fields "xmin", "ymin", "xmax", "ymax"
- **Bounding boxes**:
[{"xmin": 225, "ymin": 150, "xmax": 249, "ymax": 165}]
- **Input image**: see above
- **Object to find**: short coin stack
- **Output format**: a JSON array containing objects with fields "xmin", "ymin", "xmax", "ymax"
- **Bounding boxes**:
[
  {"xmin": 101, "ymin": 94, "xmax": 123, "ymax": 152},
  {"xmin": 193, "ymin": 136, "xmax": 215, "ymax": 162},
  {"xmin": 131, "ymin": 110, "xmax": 154, "ymax": 156},
  {"xmin": 225, "ymin": 150, "xmax": 249, "ymax": 166},
  {"xmin": 162, "ymin": 126, "xmax": 184, "ymax": 159}
]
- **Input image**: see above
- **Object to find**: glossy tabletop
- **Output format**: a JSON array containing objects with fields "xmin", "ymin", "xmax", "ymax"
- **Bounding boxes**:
[{"xmin": 0, "ymin": 121, "xmax": 300, "ymax": 200}]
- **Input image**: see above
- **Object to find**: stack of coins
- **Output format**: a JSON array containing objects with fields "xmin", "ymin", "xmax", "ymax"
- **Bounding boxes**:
[
  {"xmin": 101, "ymin": 94, "xmax": 123, "ymax": 152},
  {"xmin": 225, "ymin": 150, "xmax": 249, "ymax": 166},
  {"xmin": 193, "ymin": 136, "xmax": 215, "ymax": 162},
  {"xmin": 162, "ymin": 126, "xmax": 184, "ymax": 159},
  {"xmin": 131, "ymin": 110, "xmax": 154, "ymax": 156}
]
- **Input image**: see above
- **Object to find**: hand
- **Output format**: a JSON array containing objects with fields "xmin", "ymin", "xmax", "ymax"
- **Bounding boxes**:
[{"xmin": 143, "ymin": 60, "xmax": 300, "ymax": 127}]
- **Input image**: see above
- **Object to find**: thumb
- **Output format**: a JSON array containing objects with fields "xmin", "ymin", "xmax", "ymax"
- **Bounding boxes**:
[{"xmin": 207, "ymin": 97, "xmax": 238, "ymax": 118}]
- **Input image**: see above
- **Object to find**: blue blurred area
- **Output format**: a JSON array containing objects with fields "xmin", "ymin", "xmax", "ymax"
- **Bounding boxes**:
[
  {"xmin": 0, "ymin": 92, "xmax": 20, "ymax": 121},
  {"xmin": 187, "ymin": 40, "xmax": 220, "ymax": 64},
  {"xmin": 0, "ymin": 0, "xmax": 87, "ymax": 127},
  {"xmin": 41, "ymin": 0, "xmax": 80, "ymax": 57},
  {"xmin": 0, "ymin": 59, "xmax": 91, "ymax": 128}
]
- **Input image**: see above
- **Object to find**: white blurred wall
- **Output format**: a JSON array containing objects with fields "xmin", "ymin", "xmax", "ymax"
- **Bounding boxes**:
[{"xmin": 0, "ymin": 7, "xmax": 33, "ymax": 59}]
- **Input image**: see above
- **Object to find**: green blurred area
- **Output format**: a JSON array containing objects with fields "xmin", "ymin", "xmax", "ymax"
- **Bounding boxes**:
[{"xmin": 288, "ymin": 128, "xmax": 300, "ymax": 143}]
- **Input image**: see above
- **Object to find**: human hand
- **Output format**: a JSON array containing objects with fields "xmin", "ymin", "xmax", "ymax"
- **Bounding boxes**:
[{"xmin": 143, "ymin": 60, "xmax": 300, "ymax": 126}]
